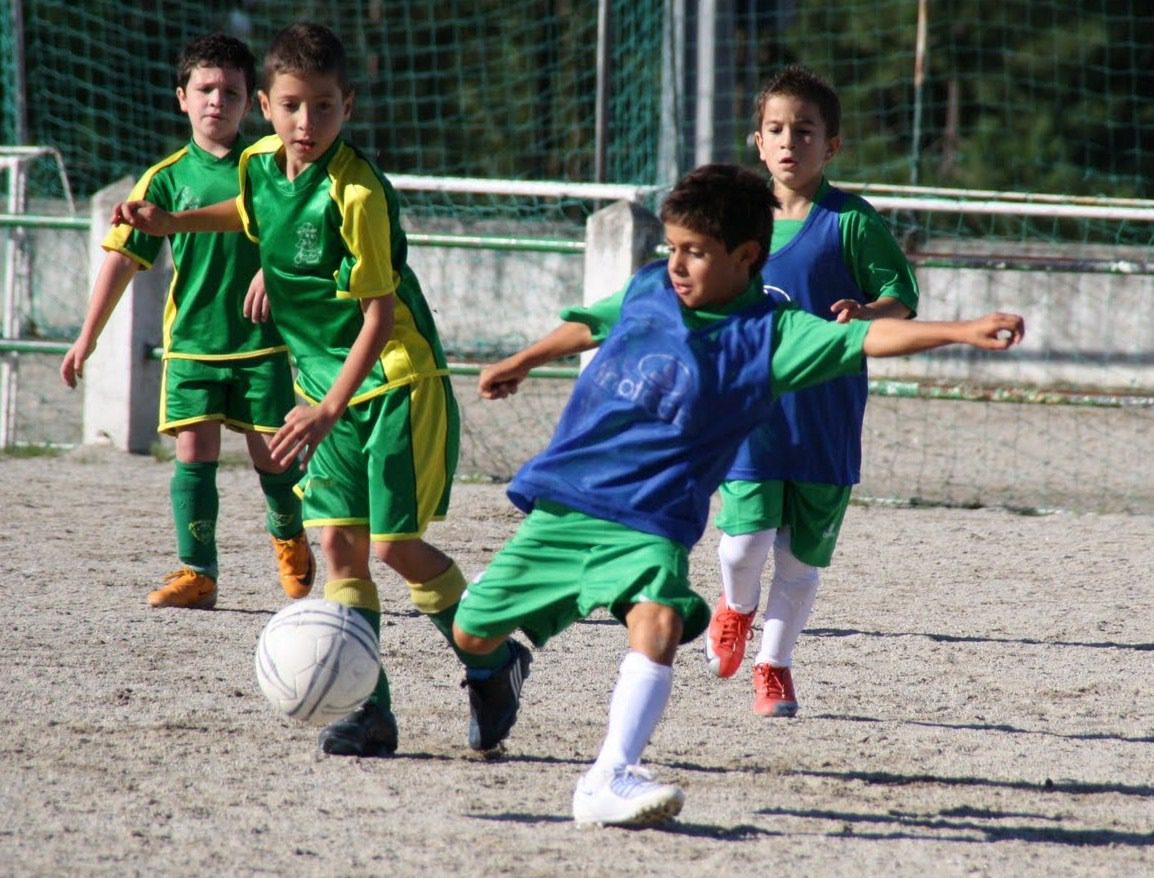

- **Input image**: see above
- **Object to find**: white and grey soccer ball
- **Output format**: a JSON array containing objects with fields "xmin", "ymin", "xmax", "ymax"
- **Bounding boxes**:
[{"xmin": 254, "ymin": 599, "xmax": 379, "ymax": 725}]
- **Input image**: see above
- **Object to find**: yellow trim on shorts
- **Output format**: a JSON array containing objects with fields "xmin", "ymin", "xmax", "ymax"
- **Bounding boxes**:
[
  {"xmin": 301, "ymin": 515, "xmax": 370, "ymax": 529},
  {"xmin": 366, "ymin": 515, "xmax": 447, "ymax": 542},
  {"xmin": 163, "ymin": 345, "xmax": 289, "ymax": 362},
  {"xmin": 292, "ymin": 369, "xmax": 450, "ymax": 409},
  {"xmin": 157, "ymin": 413, "xmax": 228, "ymax": 435},
  {"xmin": 156, "ymin": 413, "xmax": 270, "ymax": 436}
]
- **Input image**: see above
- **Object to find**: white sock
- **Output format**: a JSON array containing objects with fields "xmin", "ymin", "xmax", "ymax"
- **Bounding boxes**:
[
  {"xmin": 717, "ymin": 529, "xmax": 776, "ymax": 614},
  {"xmin": 755, "ymin": 530, "xmax": 820, "ymax": 667},
  {"xmin": 590, "ymin": 651, "xmax": 673, "ymax": 774}
]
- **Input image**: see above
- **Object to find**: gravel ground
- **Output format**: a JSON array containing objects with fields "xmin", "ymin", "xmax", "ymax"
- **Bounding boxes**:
[{"xmin": 2, "ymin": 446, "xmax": 1153, "ymax": 876}]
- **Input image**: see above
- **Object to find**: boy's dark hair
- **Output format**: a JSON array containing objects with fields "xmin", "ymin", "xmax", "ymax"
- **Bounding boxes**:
[
  {"xmin": 753, "ymin": 65, "xmax": 840, "ymax": 138},
  {"xmin": 263, "ymin": 22, "xmax": 350, "ymax": 94},
  {"xmin": 177, "ymin": 33, "xmax": 256, "ymax": 96},
  {"xmin": 660, "ymin": 164, "xmax": 778, "ymax": 274}
]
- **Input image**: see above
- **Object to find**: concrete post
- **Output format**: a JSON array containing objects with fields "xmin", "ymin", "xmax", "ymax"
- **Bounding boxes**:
[
  {"xmin": 583, "ymin": 197, "xmax": 662, "ymax": 294},
  {"xmin": 82, "ymin": 178, "xmax": 167, "ymax": 452},
  {"xmin": 582, "ymin": 199, "xmax": 664, "ymax": 367}
]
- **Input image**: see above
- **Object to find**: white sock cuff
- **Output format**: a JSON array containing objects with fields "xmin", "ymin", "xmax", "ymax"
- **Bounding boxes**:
[{"xmin": 620, "ymin": 650, "xmax": 673, "ymax": 684}]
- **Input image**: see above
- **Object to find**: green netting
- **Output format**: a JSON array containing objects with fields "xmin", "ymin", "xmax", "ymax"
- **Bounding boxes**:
[
  {"xmin": 4, "ymin": 2, "xmax": 1153, "ymax": 201},
  {"xmin": 3, "ymin": 1, "xmax": 1154, "ymax": 514}
]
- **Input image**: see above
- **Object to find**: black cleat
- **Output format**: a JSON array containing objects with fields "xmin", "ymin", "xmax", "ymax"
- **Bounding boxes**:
[
  {"xmin": 462, "ymin": 639, "xmax": 532, "ymax": 753},
  {"xmin": 318, "ymin": 701, "xmax": 399, "ymax": 757}
]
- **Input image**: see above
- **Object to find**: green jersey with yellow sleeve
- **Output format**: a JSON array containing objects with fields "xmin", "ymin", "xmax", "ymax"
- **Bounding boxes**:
[
  {"xmin": 102, "ymin": 138, "xmax": 287, "ymax": 360},
  {"xmin": 237, "ymin": 134, "xmax": 448, "ymax": 405}
]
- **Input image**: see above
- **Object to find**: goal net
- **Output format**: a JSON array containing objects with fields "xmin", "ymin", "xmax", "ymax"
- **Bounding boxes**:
[{"xmin": 2, "ymin": 1, "xmax": 1152, "ymax": 512}]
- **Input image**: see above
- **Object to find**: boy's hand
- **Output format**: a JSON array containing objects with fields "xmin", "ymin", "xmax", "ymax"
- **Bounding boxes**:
[
  {"xmin": 479, "ymin": 359, "xmax": 530, "ymax": 399},
  {"xmin": 244, "ymin": 270, "xmax": 271, "ymax": 323},
  {"xmin": 59, "ymin": 338, "xmax": 95, "ymax": 388},
  {"xmin": 830, "ymin": 299, "xmax": 865, "ymax": 323},
  {"xmin": 966, "ymin": 311, "xmax": 1026, "ymax": 349},
  {"xmin": 111, "ymin": 200, "xmax": 173, "ymax": 236},
  {"xmin": 270, "ymin": 404, "xmax": 337, "ymax": 470}
]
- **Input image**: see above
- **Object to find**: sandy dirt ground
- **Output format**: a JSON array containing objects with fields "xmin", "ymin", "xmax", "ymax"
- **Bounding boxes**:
[{"xmin": 2, "ymin": 443, "xmax": 1154, "ymax": 877}]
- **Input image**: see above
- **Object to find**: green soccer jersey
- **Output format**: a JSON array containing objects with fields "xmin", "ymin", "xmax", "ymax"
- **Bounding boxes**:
[
  {"xmin": 237, "ymin": 134, "xmax": 448, "ymax": 405},
  {"xmin": 562, "ymin": 274, "xmax": 869, "ymax": 397},
  {"xmin": 103, "ymin": 138, "xmax": 287, "ymax": 360},
  {"xmin": 771, "ymin": 178, "xmax": 920, "ymax": 314}
]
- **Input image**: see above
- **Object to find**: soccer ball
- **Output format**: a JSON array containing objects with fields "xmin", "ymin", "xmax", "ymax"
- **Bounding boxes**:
[{"xmin": 254, "ymin": 599, "xmax": 379, "ymax": 725}]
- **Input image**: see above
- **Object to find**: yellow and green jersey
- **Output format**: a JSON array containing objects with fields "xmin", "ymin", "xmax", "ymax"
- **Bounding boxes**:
[
  {"xmin": 237, "ymin": 134, "xmax": 448, "ymax": 406},
  {"xmin": 103, "ymin": 138, "xmax": 287, "ymax": 361}
]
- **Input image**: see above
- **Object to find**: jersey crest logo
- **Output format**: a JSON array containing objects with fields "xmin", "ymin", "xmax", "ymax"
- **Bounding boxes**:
[
  {"xmin": 293, "ymin": 223, "xmax": 323, "ymax": 266},
  {"xmin": 175, "ymin": 186, "xmax": 202, "ymax": 212}
]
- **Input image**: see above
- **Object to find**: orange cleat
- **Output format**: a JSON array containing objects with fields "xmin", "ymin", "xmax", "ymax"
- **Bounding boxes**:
[
  {"xmin": 752, "ymin": 663, "xmax": 798, "ymax": 717},
  {"xmin": 271, "ymin": 532, "xmax": 315, "ymax": 599},
  {"xmin": 704, "ymin": 596, "xmax": 756, "ymax": 678},
  {"xmin": 148, "ymin": 568, "xmax": 218, "ymax": 610}
]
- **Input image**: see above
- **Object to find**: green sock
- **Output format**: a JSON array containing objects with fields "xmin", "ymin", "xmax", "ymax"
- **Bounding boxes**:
[
  {"xmin": 170, "ymin": 461, "xmax": 219, "ymax": 579},
  {"xmin": 324, "ymin": 579, "xmax": 391, "ymax": 711},
  {"xmin": 257, "ymin": 466, "xmax": 304, "ymax": 539},
  {"xmin": 352, "ymin": 605, "xmax": 392, "ymax": 711},
  {"xmin": 428, "ymin": 603, "xmax": 510, "ymax": 672}
]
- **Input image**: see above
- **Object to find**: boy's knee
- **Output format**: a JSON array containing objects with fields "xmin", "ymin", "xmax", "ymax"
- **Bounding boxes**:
[
  {"xmin": 625, "ymin": 602, "xmax": 683, "ymax": 664},
  {"xmin": 718, "ymin": 529, "xmax": 776, "ymax": 568},
  {"xmin": 452, "ymin": 624, "xmax": 504, "ymax": 656},
  {"xmin": 772, "ymin": 536, "xmax": 820, "ymax": 586}
]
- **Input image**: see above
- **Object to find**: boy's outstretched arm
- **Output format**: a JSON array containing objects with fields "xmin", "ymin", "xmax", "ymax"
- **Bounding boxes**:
[
  {"xmin": 112, "ymin": 197, "xmax": 243, "ymax": 236},
  {"xmin": 479, "ymin": 320, "xmax": 596, "ymax": 399},
  {"xmin": 862, "ymin": 311, "xmax": 1024, "ymax": 358},
  {"xmin": 59, "ymin": 251, "xmax": 140, "ymax": 388}
]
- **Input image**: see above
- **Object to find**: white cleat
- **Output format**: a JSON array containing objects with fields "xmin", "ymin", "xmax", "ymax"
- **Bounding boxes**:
[{"xmin": 572, "ymin": 764, "xmax": 685, "ymax": 827}]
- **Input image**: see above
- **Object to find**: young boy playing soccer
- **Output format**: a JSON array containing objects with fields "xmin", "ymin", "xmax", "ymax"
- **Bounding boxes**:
[
  {"xmin": 112, "ymin": 22, "xmax": 531, "ymax": 759},
  {"xmin": 704, "ymin": 66, "xmax": 921, "ymax": 716},
  {"xmin": 460, "ymin": 163, "xmax": 1023, "ymax": 827},
  {"xmin": 60, "ymin": 33, "xmax": 314, "ymax": 611}
]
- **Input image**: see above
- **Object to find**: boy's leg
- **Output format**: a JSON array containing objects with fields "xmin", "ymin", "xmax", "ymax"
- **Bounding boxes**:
[
  {"xmin": 234, "ymin": 354, "xmax": 314, "ymax": 599},
  {"xmin": 717, "ymin": 529, "xmax": 775, "ymax": 612},
  {"xmin": 377, "ymin": 538, "xmax": 531, "ymax": 753},
  {"xmin": 751, "ymin": 530, "xmax": 817, "ymax": 718},
  {"xmin": 751, "ymin": 483, "xmax": 849, "ymax": 718},
  {"xmin": 755, "ymin": 529, "xmax": 821, "ymax": 668},
  {"xmin": 573, "ymin": 603, "xmax": 685, "ymax": 827},
  {"xmin": 151, "ymin": 421, "xmax": 222, "ymax": 609},
  {"xmin": 707, "ymin": 479, "xmax": 784, "ymax": 677},
  {"xmin": 453, "ymin": 506, "xmax": 623, "ymax": 756},
  {"xmin": 374, "ymin": 538, "xmax": 511, "ymax": 670},
  {"xmin": 151, "ymin": 362, "xmax": 229, "ymax": 609},
  {"xmin": 250, "ymin": 445, "xmax": 314, "ymax": 600},
  {"xmin": 314, "ymin": 526, "xmax": 397, "ymax": 757},
  {"xmin": 365, "ymin": 377, "xmax": 533, "ymax": 750}
]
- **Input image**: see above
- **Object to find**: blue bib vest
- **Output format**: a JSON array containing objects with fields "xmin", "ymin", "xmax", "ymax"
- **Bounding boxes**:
[
  {"xmin": 509, "ymin": 262, "xmax": 778, "ymax": 548},
  {"xmin": 726, "ymin": 188, "xmax": 869, "ymax": 485}
]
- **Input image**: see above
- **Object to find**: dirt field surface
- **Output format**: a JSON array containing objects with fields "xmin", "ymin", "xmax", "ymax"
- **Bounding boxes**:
[{"xmin": 3, "ymin": 446, "xmax": 1154, "ymax": 877}]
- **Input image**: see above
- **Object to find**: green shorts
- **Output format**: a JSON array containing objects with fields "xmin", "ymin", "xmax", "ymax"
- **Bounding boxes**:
[
  {"xmin": 454, "ymin": 500, "xmax": 711, "ymax": 648},
  {"xmin": 159, "ymin": 353, "xmax": 296, "ymax": 435},
  {"xmin": 714, "ymin": 479, "xmax": 852, "ymax": 568},
  {"xmin": 297, "ymin": 376, "xmax": 459, "ymax": 540}
]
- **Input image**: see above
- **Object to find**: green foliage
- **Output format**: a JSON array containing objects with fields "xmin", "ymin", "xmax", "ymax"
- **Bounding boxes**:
[{"xmin": 0, "ymin": 443, "xmax": 62, "ymax": 459}]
